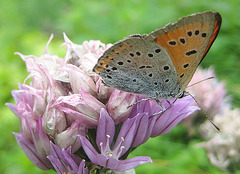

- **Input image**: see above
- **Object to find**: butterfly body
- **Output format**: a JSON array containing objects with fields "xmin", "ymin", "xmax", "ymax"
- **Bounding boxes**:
[{"xmin": 93, "ymin": 11, "xmax": 222, "ymax": 100}]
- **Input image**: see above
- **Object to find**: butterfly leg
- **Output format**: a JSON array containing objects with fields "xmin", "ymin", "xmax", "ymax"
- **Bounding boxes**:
[
  {"xmin": 149, "ymin": 99, "xmax": 167, "ymax": 117},
  {"xmin": 166, "ymin": 100, "xmax": 172, "ymax": 105},
  {"xmin": 127, "ymin": 97, "xmax": 153, "ymax": 108}
]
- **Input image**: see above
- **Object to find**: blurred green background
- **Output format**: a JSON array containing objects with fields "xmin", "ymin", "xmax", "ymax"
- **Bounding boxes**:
[{"xmin": 1, "ymin": 0, "xmax": 240, "ymax": 173}]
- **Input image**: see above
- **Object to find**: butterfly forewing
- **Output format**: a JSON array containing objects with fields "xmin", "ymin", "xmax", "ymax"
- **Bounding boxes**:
[{"xmin": 149, "ymin": 11, "xmax": 221, "ymax": 93}]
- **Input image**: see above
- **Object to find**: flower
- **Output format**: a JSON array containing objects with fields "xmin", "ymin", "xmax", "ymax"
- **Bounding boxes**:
[
  {"xmin": 7, "ymin": 34, "xmax": 200, "ymax": 173},
  {"xmin": 79, "ymin": 97, "xmax": 198, "ymax": 172},
  {"xmin": 7, "ymin": 84, "xmax": 52, "ymax": 170},
  {"xmin": 48, "ymin": 142, "xmax": 88, "ymax": 174},
  {"xmin": 130, "ymin": 96, "xmax": 199, "ymax": 146},
  {"xmin": 13, "ymin": 124, "xmax": 52, "ymax": 170},
  {"xmin": 7, "ymin": 34, "xmax": 134, "ymax": 171},
  {"xmin": 199, "ymin": 109, "xmax": 240, "ymax": 172},
  {"xmin": 79, "ymin": 108, "xmax": 152, "ymax": 172}
]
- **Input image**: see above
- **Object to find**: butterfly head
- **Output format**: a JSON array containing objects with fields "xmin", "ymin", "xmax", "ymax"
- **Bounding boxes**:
[{"xmin": 176, "ymin": 90, "xmax": 187, "ymax": 99}]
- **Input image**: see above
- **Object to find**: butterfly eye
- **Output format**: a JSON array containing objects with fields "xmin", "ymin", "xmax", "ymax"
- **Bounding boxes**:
[{"xmin": 178, "ymin": 91, "xmax": 185, "ymax": 98}]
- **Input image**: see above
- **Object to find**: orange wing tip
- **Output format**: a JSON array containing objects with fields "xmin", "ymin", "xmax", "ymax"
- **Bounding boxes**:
[
  {"xmin": 199, "ymin": 11, "xmax": 222, "ymax": 64},
  {"xmin": 214, "ymin": 12, "xmax": 222, "ymax": 27}
]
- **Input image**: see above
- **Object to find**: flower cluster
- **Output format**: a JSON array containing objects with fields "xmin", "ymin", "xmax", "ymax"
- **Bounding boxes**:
[
  {"xmin": 7, "ymin": 34, "xmax": 199, "ymax": 173},
  {"xmin": 199, "ymin": 109, "xmax": 240, "ymax": 172},
  {"xmin": 184, "ymin": 67, "xmax": 240, "ymax": 172}
]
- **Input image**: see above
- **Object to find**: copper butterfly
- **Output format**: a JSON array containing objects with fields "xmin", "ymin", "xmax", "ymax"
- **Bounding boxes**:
[{"xmin": 93, "ymin": 11, "xmax": 221, "ymax": 110}]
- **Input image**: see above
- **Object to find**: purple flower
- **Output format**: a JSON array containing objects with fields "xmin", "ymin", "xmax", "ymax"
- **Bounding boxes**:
[
  {"xmin": 13, "ymin": 119, "xmax": 52, "ymax": 170},
  {"xmin": 79, "ymin": 98, "xmax": 198, "ymax": 172},
  {"xmin": 130, "ymin": 96, "xmax": 199, "ymax": 147},
  {"xmin": 48, "ymin": 142, "xmax": 88, "ymax": 174},
  {"xmin": 79, "ymin": 109, "xmax": 152, "ymax": 172}
]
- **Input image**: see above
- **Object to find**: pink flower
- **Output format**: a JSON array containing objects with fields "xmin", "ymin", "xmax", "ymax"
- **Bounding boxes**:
[
  {"xmin": 7, "ymin": 34, "xmax": 138, "ymax": 171},
  {"xmin": 48, "ymin": 142, "xmax": 88, "ymax": 174},
  {"xmin": 199, "ymin": 109, "xmax": 240, "ymax": 171}
]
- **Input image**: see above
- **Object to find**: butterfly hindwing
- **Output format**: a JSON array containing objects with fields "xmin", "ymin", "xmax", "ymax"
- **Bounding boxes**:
[{"xmin": 93, "ymin": 35, "xmax": 178, "ymax": 98}]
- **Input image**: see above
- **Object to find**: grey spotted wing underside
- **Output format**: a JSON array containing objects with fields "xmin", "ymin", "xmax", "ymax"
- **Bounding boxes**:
[{"xmin": 93, "ymin": 35, "xmax": 179, "ymax": 98}]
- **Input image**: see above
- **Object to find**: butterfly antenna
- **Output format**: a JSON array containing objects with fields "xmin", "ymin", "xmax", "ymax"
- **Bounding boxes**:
[
  {"xmin": 186, "ymin": 76, "xmax": 215, "ymax": 88},
  {"xmin": 172, "ymin": 98, "xmax": 178, "ymax": 104},
  {"xmin": 186, "ymin": 91, "xmax": 221, "ymax": 132}
]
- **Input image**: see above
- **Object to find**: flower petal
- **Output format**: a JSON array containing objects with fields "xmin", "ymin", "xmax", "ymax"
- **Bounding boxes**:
[
  {"xmin": 131, "ymin": 113, "xmax": 149, "ymax": 147},
  {"xmin": 33, "ymin": 118, "xmax": 51, "ymax": 156},
  {"xmin": 48, "ymin": 142, "xmax": 68, "ymax": 173},
  {"xmin": 78, "ymin": 160, "xmax": 88, "ymax": 174},
  {"xmin": 114, "ymin": 156, "xmax": 152, "ymax": 172},
  {"xmin": 64, "ymin": 64, "xmax": 97, "ymax": 95},
  {"xmin": 96, "ymin": 108, "xmax": 115, "ymax": 150},
  {"xmin": 79, "ymin": 135, "xmax": 99, "ymax": 164},
  {"xmin": 113, "ymin": 116, "xmax": 138, "ymax": 156},
  {"xmin": 5, "ymin": 103, "xmax": 19, "ymax": 118},
  {"xmin": 97, "ymin": 154, "xmax": 111, "ymax": 168},
  {"xmin": 107, "ymin": 90, "xmax": 136, "ymax": 124},
  {"xmin": 55, "ymin": 121, "xmax": 87, "ymax": 153},
  {"xmin": 151, "ymin": 96, "xmax": 199, "ymax": 137},
  {"xmin": 61, "ymin": 147, "xmax": 81, "ymax": 172},
  {"xmin": 54, "ymin": 93, "xmax": 101, "ymax": 127},
  {"xmin": 14, "ymin": 133, "xmax": 52, "ymax": 170}
]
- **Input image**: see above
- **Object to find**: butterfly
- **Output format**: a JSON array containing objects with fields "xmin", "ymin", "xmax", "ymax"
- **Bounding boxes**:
[{"xmin": 93, "ymin": 11, "xmax": 221, "ymax": 110}]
